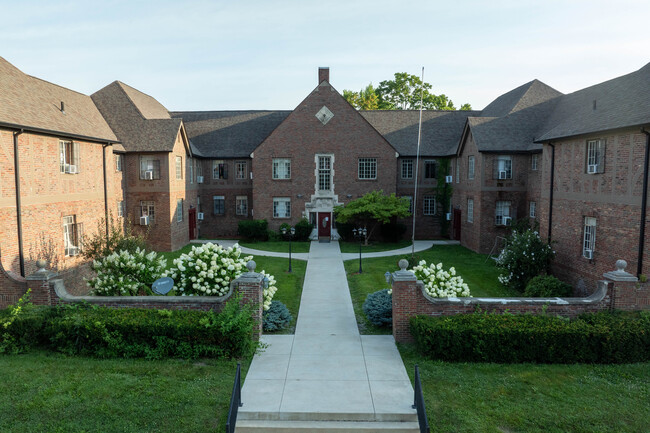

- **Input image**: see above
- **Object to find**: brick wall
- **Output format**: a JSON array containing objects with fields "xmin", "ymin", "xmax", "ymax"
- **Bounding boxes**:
[{"xmin": 0, "ymin": 256, "xmax": 28, "ymax": 309}]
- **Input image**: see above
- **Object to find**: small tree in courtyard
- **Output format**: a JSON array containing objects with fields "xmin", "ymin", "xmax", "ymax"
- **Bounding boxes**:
[
  {"xmin": 334, "ymin": 190, "xmax": 410, "ymax": 244},
  {"xmin": 495, "ymin": 228, "xmax": 555, "ymax": 292}
]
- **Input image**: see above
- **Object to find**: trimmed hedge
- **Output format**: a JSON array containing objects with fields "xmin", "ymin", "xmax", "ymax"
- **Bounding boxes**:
[
  {"xmin": 1, "ymin": 299, "xmax": 256, "ymax": 359},
  {"xmin": 525, "ymin": 275, "xmax": 573, "ymax": 297},
  {"xmin": 410, "ymin": 311, "xmax": 650, "ymax": 364},
  {"xmin": 238, "ymin": 219, "xmax": 269, "ymax": 241}
]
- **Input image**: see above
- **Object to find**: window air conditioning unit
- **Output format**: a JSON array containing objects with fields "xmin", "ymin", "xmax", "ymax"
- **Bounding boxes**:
[
  {"xmin": 144, "ymin": 170, "xmax": 154, "ymax": 180},
  {"xmin": 140, "ymin": 215, "xmax": 150, "ymax": 226},
  {"xmin": 502, "ymin": 216, "xmax": 512, "ymax": 226},
  {"xmin": 584, "ymin": 249, "xmax": 593, "ymax": 260},
  {"xmin": 587, "ymin": 164, "xmax": 598, "ymax": 174},
  {"xmin": 68, "ymin": 165, "xmax": 78, "ymax": 174},
  {"xmin": 498, "ymin": 170, "xmax": 508, "ymax": 180},
  {"xmin": 446, "ymin": 212, "xmax": 452, "ymax": 221},
  {"xmin": 197, "ymin": 212, "xmax": 204, "ymax": 221},
  {"xmin": 445, "ymin": 175, "xmax": 453, "ymax": 183},
  {"xmin": 196, "ymin": 176, "xmax": 204, "ymax": 183},
  {"xmin": 67, "ymin": 246, "xmax": 79, "ymax": 257}
]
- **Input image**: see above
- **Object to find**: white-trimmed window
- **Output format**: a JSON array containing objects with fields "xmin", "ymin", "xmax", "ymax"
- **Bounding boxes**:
[
  {"xmin": 176, "ymin": 199, "xmax": 183, "ymax": 222},
  {"xmin": 63, "ymin": 215, "xmax": 82, "ymax": 256},
  {"xmin": 236, "ymin": 161, "xmax": 247, "ymax": 180},
  {"xmin": 140, "ymin": 201, "xmax": 155, "ymax": 223},
  {"xmin": 273, "ymin": 158, "xmax": 291, "ymax": 179},
  {"xmin": 531, "ymin": 154, "xmax": 538, "ymax": 171},
  {"xmin": 115, "ymin": 154, "xmax": 123, "ymax": 172},
  {"xmin": 358, "ymin": 158, "xmax": 377, "ymax": 180},
  {"xmin": 468, "ymin": 156, "xmax": 475, "ymax": 180},
  {"xmin": 117, "ymin": 200, "xmax": 124, "ymax": 217},
  {"xmin": 529, "ymin": 201, "xmax": 537, "ymax": 218},
  {"xmin": 318, "ymin": 156, "xmax": 332, "ymax": 191},
  {"xmin": 59, "ymin": 140, "xmax": 80, "ymax": 174},
  {"xmin": 403, "ymin": 196, "xmax": 413, "ymax": 214},
  {"xmin": 424, "ymin": 160, "xmax": 437, "ymax": 179},
  {"xmin": 273, "ymin": 197, "xmax": 291, "ymax": 218},
  {"xmin": 139, "ymin": 157, "xmax": 161, "ymax": 180},
  {"xmin": 467, "ymin": 199, "xmax": 474, "ymax": 223},
  {"xmin": 401, "ymin": 159, "xmax": 413, "ymax": 179},
  {"xmin": 196, "ymin": 160, "xmax": 203, "ymax": 179},
  {"xmin": 213, "ymin": 196, "xmax": 225, "ymax": 215},
  {"xmin": 213, "ymin": 160, "xmax": 228, "ymax": 179},
  {"xmin": 495, "ymin": 155, "xmax": 512, "ymax": 179},
  {"xmin": 423, "ymin": 195, "xmax": 436, "ymax": 215},
  {"xmin": 495, "ymin": 200, "xmax": 511, "ymax": 225},
  {"xmin": 176, "ymin": 156, "xmax": 182, "ymax": 180},
  {"xmin": 236, "ymin": 196, "xmax": 248, "ymax": 216},
  {"xmin": 455, "ymin": 159, "xmax": 460, "ymax": 183},
  {"xmin": 586, "ymin": 139, "xmax": 605, "ymax": 174},
  {"xmin": 189, "ymin": 158, "xmax": 194, "ymax": 184},
  {"xmin": 583, "ymin": 217, "xmax": 597, "ymax": 258}
]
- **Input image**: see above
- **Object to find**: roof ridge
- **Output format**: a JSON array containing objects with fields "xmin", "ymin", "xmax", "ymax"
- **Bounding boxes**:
[
  {"xmin": 27, "ymin": 74, "xmax": 90, "ymax": 97},
  {"xmin": 114, "ymin": 81, "xmax": 147, "ymax": 121}
]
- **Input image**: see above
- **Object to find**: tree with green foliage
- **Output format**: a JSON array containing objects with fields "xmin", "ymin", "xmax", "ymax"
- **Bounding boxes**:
[
  {"xmin": 343, "ymin": 72, "xmax": 472, "ymax": 111},
  {"xmin": 334, "ymin": 190, "xmax": 411, "ymax": 244}
]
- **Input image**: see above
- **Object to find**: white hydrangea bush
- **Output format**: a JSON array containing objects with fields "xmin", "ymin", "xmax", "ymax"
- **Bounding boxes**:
[
  {"xmin": 88, "ymin": 248, "xmax": 167, "ymax": 296},
  {"xmin": 260, "ymin": 270, "xmax": 277, "ymax": 311},
  {"xmin": 411, "ymin": 260, "xmax": 471, "ymax": 298}
]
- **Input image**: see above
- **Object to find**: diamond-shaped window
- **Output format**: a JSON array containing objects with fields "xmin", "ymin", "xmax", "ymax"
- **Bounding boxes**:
[{"xmin": 316, "ymin": 106, "xmax": 334, "ymax": 125}]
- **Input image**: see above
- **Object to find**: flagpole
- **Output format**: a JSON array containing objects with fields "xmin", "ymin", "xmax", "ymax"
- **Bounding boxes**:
[{"xmin": 411, "ymin": 66, "xmax": 425, "ymax": 257}]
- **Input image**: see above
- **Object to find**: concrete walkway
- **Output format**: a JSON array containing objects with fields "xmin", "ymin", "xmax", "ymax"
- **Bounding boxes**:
[{"xmin": 237, "ymin": 241, "xmax": 417, "ymax": 428}]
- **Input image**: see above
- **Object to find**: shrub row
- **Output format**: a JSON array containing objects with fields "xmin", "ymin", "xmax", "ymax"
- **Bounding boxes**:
[
  {"xmin": 1, "ymin": 299, "xmax": 256, "ymax": 359},
  {"xmin": 410, "ymin": 311, "xmax": 650, "ymax": 364},
  {"xmin": 238, "ymin": 219, "xmax": 269, "ymax": 241}
]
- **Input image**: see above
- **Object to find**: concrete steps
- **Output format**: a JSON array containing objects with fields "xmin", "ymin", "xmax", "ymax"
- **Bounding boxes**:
[{"xmin": 235, "ymin": 419, "xmax": 420, "ymax": 432}]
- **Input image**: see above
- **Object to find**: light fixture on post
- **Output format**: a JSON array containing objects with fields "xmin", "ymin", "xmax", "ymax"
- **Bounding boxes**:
[
  {"xmin": 281, "ymin": 226, "xmax": 296, "ymax": 273},
  {"xmin": 352, "ymin": 227, "xmax": 367, "ymax": 273}
]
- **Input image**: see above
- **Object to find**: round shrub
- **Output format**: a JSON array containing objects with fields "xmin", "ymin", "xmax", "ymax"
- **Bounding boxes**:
[
  {"xmin": 411, "ymin": 260, "xmax": 470, "ymax": 298},
  {"xmin": 88, "ymin": 248, "xmax": 167, "ymax": 296},
  {"xmin": 294, "ymin": 218, "xmax": 314, "ymax": 241},
  {"xmin": 263, "ymin": 300, "xmax": 292, "ymax": 332},
  {"xmin": 363, "ymin": 289, "xmax": 392, "ymax": 327},
  {"xmin": 524, "ymin": 275, "xmax": 573, "ymax": 297},
  {"xmin": 495, "ymin": 229, "xmax": 555, "ymax": 292}
]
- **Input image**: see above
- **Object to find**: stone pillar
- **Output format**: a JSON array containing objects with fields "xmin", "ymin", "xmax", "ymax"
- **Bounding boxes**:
[
  {"xmin": 231, "ymin": 260, "xmax": 265, "ymax": 340},
  {"xmin": 603, "ymin": 259, "xmax": 649, "ymax": 311},
  {"xmin": 391, "ymin": 259, "xmax": 419, "ymax": 343},
  {"xmin": 25, "ymin": 259, "xmax": 59, "ymax": 306}
]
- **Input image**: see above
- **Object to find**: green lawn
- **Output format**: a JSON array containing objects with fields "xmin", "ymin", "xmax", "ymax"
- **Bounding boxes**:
[
  {"xmin": 344, "ymin": 245, "xmax": 519, "ymax": 334},
  {"xmin": 239, "ymin": 240, "xmax": 311, "ymax": 253},
  {"xmin": 399, "ymin": 345, "xmax": 650, "ymax": 433},
  {"xmin": 0, "ymin": 351, "xmax": 250, "ymax": 433},
  {"xmin": 338, "ymin": 239, "xmax": 412, "ymax": 253}
]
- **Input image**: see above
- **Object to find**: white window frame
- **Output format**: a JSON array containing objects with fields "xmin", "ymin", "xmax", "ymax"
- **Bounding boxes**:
[
  {"xmin": 273, "ymin": 197, "xmax": 291, "ymax": 218},
  {"xmin": 358, "ymin": 158, "xmax": 377, "ymax": 180},
  {"xmin": 213, "ymin": 160, "xmax": 227, "ymax": 179},
  {"xmin": 531, "ymin": 154, "xmax": 538, "ymax": 171},
  {"xmin": 176, "ymin": 199, "xmax": 183, "ymax": 222},
  {"xmin": 189, "ymin": 157, "xmax": 194, "ymax": 184},
  {"xmin": 586, "ymin": 139, "xmax": 605, "ymax": 173},
  {"xmin": 495, "ymin": 200, "xmax": 511, "ymax": 225},
  {"xmin": 317, "ymin": 155, "xmax": 332, "ymax": 192},
  {"xmin": 63, "ymin": 215, "xmax": 82, "ymax": 256},
  {"xmin": 235, "ymin": 161, "xmax": 247, "ymax": 180},
  {"xmin": 468, "ymin": 156, "xmax": 475, "ymax": 180},
  {"xmin": 213, "ymin": 196, "xmax": 225, "ymax": 215},
  {"xmin": 529, "ymin": 201, "xmax": 537, "ymax": 218},
  {"xmin": 117, "ymin": 200, "xmax": 124, "ymax": 217},
  {"xmin": 139, "ymin": 157, "xmax": 161, "ymax": 180},
  {"xmin": 272, "ymin": 158, "xmax": 291, "ymax": 179},
  {"xmin": 583, "ymin": 217, "xmax": 597, "ymax": 258},
  {"xmin": 140, "ymin": 200, "xmax": 155, "ymax": 223},
  {"xmin": 496, "ymin": 155, "xmax": 512, "ymax": 179},
  {"xmin": 401, "ymin": 159, "xmax": 413, "ymax": 179},
  {"xmin": 176, "ymin": 156, "xmax": 182, "ymax": 180},
  {"xmin": 423, "ymin": 195, "xmax": 436, "ymax": 215},
  {"xmin": 236, "ymin": 196, "xmax": 248, "ymax": 216},
  {"xmin": 59, "ymin": 140, "xmax": 80, "ymax": 174},
  {"xmin": 115, "ymin": 154, "xmax": 123, "ymax": 172},
  {"xmin": 467, "ymin": 198, "xmax": 474, "ymax": 223}
]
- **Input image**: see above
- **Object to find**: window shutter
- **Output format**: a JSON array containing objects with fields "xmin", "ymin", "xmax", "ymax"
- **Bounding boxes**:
[
  {"xmin": 73, "ymin": 141, "xmax": 80, "ymax": 172},
  {"xmin": 597, "ymin": 139, "xmax": 606, "ymax": 173}
]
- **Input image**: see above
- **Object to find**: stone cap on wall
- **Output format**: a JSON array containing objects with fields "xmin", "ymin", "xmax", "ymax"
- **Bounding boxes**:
[
  {"xmin": 391, "ymin": 258, "xmax": 417, "ymax": 282},
  {"xmin": 603, "ymin": 260, "xmax": 638, "ymax": 282}
]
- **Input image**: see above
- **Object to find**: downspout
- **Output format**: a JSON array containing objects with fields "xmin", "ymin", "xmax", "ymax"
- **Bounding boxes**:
[
  {"xmin": 13, "ymin": 130, "xmax": 25, "ymax": 277},
  {"xmin": 102, "ymin": 144, "xmax": 109, "ymax": 239},
  {"xmin": 638, "ymin": 129, "xmax": 650, "ymax": 276},
  {"xmin": 547, "ymin": 143, "xmax": 555, "ymax": 244}
]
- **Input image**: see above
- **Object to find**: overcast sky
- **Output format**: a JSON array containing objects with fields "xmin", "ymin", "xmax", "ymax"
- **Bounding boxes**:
[{"xmin": 2, "ymin": 0, "xmax": 649, "ymax": 111}]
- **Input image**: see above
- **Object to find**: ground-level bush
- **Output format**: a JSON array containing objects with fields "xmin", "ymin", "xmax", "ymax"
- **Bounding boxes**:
[
  {"xmin": 294, "ymin": 218, "xmax": 314, "ymax": 241},
  {"xmin": 238, "ymin": 219, "xmax": 269, "ymax": 241},
  {"xmin": 363, "ymin": 289, "xmax": 392, "ymax": 327},
  {"xmin": 525, "ymin": 275, "xmax": 573, "ymax": 297},
  {"xmin": 410, "ymin": 311, "xmax": 650, "ymax": 364},
  {"xmin": 263, "ymin": 300, "xmax": 292, "ymax": 332}
]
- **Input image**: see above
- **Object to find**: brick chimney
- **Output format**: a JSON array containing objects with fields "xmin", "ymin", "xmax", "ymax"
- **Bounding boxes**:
[{"xmin": 318, "ymin": 67, "xmax": 329, "ymax": 84}]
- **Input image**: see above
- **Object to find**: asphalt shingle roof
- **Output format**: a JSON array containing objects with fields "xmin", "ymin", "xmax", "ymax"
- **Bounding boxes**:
[
  {"xmin": 536, "ymin": 62, "xmax": 650, "ymax": 142},
  {"xmin": 0, "ymin": 56, "xmax": 117, "ymax": 143},
  {"xmin": 170, "ymin": 111, "xmax": 291, "ymax": 158},
  {"xmin": 92, "ymin": 81, "xmax": 181, "ymax": 153}
]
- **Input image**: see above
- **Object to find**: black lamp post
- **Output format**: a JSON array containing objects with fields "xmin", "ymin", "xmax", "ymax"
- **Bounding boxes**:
[
  {"xmin": 281, "ymin": 226, "xmax": 296, "ymax": 273},
  {"xmin": 352, "ymin": 227, "xmax": 367, "ymax": 273}
]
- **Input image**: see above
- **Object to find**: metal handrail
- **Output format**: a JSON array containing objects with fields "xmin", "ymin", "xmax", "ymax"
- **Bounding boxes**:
[
  {"xmin": 225, "ymin": 363, "xmax": 243, "ymax": 433},
  {"xmin": 413, "ymin": 365, "xmax": 430, "ymax": 433}
]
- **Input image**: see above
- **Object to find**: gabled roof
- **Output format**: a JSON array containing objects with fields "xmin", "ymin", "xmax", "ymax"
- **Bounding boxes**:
[
  {"xmin": 481, "ymin": 79, "xmax": 563, "ymax": 118},
  {"xmin": 0, "ymin": 56, "xmax": 117, "ymax": 143},
  {"xmin": 171, "ymin": 111, "xmax": 291, "ymax": 158},
  {"xmin": 536, "ymin": 62, "xmax": 650, "ymax": 142},
  {"xmin": 91, "ymin": 81, "xmax": 183, "ymax": 153},
  {"xmin": 361, "ymin": 110, "xmax": 479, "ymax": 156}
]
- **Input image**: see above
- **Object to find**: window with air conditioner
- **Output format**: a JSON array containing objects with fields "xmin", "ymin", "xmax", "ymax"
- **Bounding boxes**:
[
  {"xmin": 583, "ymin": 217, "xmax": 597, "ymax": 258},
  {"xmin": 495, "ymin": 200, "xmax": 511, "ymax": 225},
  {"xmin": 495, "ymin": 155, "xmax": 512, "ymax": 179},
  {"xmin": 586, "ymin": 139, "xmax": 605, "ymax": 174},
  {"xmin": 213, "ymin": 160, "xmax": 228, "ymax": 179},
  {"xmin": 196, "ymin": 161, "xmax": 203, "ymax": 182},
  {"xmin": 63, "ymin": 215, "xmax": 82, "ymax": 256},
  {"xmin": 139, "ymin": 157, "xmax": 160, "ymax": 180},
  {"xmin": 59, "ymin": 140, "xmax": 80, "ymax": 174},
  {"xmin": 140, "ymin": 201, "xmax": 155, "ymax": 224}
]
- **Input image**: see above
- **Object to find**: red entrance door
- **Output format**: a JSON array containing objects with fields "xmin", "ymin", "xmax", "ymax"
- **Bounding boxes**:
[
  {"xmin": 452, "ymin": 208, "xmax": 461, "ymax": 240},
  {"xmin": 318, "ymin": 212, "xmax": 331, "ymax": 239},
  {"xmin": 188, "ymin": 208, "xmax": 197, "ymax": 240}
]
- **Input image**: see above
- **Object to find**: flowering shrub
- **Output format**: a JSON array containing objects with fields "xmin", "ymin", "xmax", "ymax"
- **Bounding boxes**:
[
  {"xmin": 88, "ymin": 248, "xmax": 167, "ymax": 296},
  {"xmin": 495, "ymin": 229, "xmax": 555, "ymax": 292},
  {"xmin": 260, "ymin": 270, "xmax": 277, "ymax": 311},
  {"xmin": 411, "ymin": 260, "xmax": 470, "ymax": 297}
]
